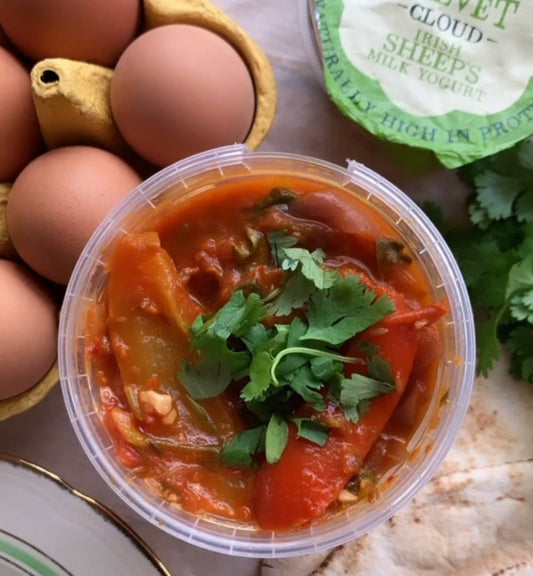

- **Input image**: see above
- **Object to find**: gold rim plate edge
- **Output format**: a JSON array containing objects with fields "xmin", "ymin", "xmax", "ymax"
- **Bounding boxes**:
[{"xmin": 0, "ymin": 452, "xmax": 172, "ymax": 576}]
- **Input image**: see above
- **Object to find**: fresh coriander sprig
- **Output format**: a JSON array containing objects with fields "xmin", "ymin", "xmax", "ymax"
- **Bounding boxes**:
[
  {"xmin": 269, "ymin": 347, "xmax": 362, "ymax": 387},
  {"xmin": 178, "ymin": 237, "xmax": 396, "ymax": 466},
  {"xmin": 339, "ymin": 373, "xmax": 396, "ymax": 423},
  {"xmin": 426, "ymin": 137, "xmax": 533, "ymax": 381},
  {"xmin": 267, "ymin": 231, "xmax": 337, "ymax": 316}
]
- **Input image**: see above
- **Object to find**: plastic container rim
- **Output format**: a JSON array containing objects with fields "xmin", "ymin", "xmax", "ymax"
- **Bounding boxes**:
[{"xmin": 59, "ymin": 144, "xmax": 476, "ymax": 558}]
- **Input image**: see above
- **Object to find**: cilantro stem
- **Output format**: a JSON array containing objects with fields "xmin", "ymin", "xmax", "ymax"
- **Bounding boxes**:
[
  {"xmin": 263, "ymin": 287, "xmax": 282, "ymax": 303},
  {"xmin": 270, "ymin": 347, "xmax": 363, "ymax": 386}
]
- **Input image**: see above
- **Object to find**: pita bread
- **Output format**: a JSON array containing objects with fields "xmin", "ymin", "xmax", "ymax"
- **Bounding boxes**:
[
  {"xmin": 309, "ymin": 461, "xmax": 532, "ymax": 576},
  {"xmin": 261, "ymin": 358, "xmax": 533, "ymax": 576}
]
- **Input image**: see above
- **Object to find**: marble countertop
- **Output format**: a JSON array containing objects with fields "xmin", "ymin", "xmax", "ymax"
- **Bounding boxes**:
[{"xmin": 0, "ymin": 1, "xmax": 471, "ymax": 575}]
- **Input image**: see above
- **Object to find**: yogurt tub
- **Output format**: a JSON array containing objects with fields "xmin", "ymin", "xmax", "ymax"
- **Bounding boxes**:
[
  {"xmin": 59, "ymin": 145, "xmax": 475, "ymax": 557},
  {"xmin": 299, "ymin": 0, "xmax": 533, "ymax": 169},
  {"xmin": 297, "ymin": 0, "xmax": 440, "ymax": 174}
]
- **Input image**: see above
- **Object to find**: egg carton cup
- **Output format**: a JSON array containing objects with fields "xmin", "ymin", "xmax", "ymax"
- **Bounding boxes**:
[
  {"xmin": 30, "ymin": 0, "xmax": 277, "ymax": 170},
  {"xmin": 0, "ymin": 361, "xmax": 59, "ymax": 421},
  {"xmin": 30, "ymin": 60, "xmax": 132, "ymax": 158}
]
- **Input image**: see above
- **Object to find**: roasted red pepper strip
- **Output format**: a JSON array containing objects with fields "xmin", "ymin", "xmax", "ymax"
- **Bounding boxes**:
[{"xmin": 253, "ymin": 291, "xmax": 446, "ymax": 531}]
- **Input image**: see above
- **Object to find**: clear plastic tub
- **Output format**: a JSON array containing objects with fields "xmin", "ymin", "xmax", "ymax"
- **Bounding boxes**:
[{"xmin": 59, "ymin": 144, "xmax": 476, "ymax": 558}]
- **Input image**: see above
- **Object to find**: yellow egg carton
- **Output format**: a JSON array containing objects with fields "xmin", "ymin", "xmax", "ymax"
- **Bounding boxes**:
[
  {"xmin": 0, "ymin": 362, "xmax": 59, "ymax": 421},
  {"xmin": 2, "ymin": 0, "xmax": 277, "ymax": 419}
]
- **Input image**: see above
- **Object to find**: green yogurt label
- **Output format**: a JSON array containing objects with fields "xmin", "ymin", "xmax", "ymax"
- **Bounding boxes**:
[{"xmin": 314, "ymin": 0, "xmax": 533, "ymax": 167}]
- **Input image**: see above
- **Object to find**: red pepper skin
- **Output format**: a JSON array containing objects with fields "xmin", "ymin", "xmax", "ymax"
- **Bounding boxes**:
[{"xmin": 252, "ymin": 279, "xmax": 447, "ymax": 531}]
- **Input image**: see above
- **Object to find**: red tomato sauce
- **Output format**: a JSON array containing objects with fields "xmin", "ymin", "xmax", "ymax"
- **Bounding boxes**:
[{"xmin": 85, "ymin": 175, "xmax": 446, "ymax": 530}]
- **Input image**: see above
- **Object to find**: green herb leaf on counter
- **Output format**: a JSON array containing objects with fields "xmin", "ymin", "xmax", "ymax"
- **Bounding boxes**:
[
  {"xmin": 426, "ymin": 137, "xmax": 533, "ymax": 382},
  {"xmin": 507, "ymin": 325, "xmax": 533, "ymax": 381}
]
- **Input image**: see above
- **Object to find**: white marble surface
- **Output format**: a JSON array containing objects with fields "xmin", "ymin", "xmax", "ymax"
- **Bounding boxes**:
[{"xmin": 0, "ymin": 1, "xmax": 470, "ymax": 575}]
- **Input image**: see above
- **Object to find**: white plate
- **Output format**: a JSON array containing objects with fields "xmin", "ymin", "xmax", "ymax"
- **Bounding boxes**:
[{"xmin": 0, "ymin": 454, "xmax": 171, "ymax": 576}]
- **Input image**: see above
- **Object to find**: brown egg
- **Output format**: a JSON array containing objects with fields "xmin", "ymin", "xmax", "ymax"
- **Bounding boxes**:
[
  {"xmin": 0, "ymin": 0, "xmax": 142, "ymax": 67},
  {"xmin": 0, "ymin": 22, "xmax": 10, "ymax": 49},
  {"xmin": 7, "ymin": 146, "xmax": 142, "ymax": 285},
  {"xmin": 0, "ymin": 259, "xmax": 58, "ymax": 400},
  {"xmin": 0, "ymin": 47, "xmax": 42, "ymax": 181},
  {"xmin": 110, "ymin": 24, "xmax": 256, "ymax": 167}
]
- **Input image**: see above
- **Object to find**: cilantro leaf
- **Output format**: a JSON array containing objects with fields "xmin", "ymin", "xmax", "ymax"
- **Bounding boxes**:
[
  {"xmin": 517, "ymin": 223, "xmax": 533, "ymax": 258},
  {"xmin": 220, "ymin": 426, "xmax": 265, "ymax": 468},
  {"xmin": 286, "ymin": 364, "xmax": 326, "ymax": 411},
  {"xmin": 186, "ymin": 326, "xmax": 250, "ymax": 378},
  {"xmin": 510, "ymin": 292, "xmax": 533, "ymax": 323},
  {"xmin": 454, "ymin": 235, "xmax": 517, "ymax": 310},
  {"xmin": 475, "ymin": 312, "xmax": 502, "ymax": 378},
  {"xmin": 269, "ymin": 272, "xmax": 315, "ymax": 316},
  {"xmin": 243, "ymin": 349, "xmax": 275, "ymax": 401},
  {"xmin": 473, "ymin": 171, "xmax": 526, "ymax": 221},
  {"xmin": 517, "ymin": 138, "xmax": 533, "ymax": 171},
  {"xmin": 355, "ymin": 340, "xmax": 381, "ymax": 356},
  {"xmin": 429, "ymin": 172, "xmax": 533, "ymax": 382},
  {"xmin": 274, "ymin": 317, "xmax": 311, "ymax": 376},
  {"xmin": 506, "ymin": 253, "xmax": 533, "ymax": 300},
  {"xmin": 267, "ymin": 230, "xmax": 298, "ymax": 266},
  {"xmin": 281, "ymin": 247, "xmax": 337, "ymax": 290},
  {"xmin": 468, "ymin": 198, "xmax": 492, "ymax": 229},
  {"xmin": 240, "ymin": 326, "xmax": 289, "ymax": 402},
  {"xmin": 310, "ymin": 355, "xmax": 344, "ymax": 381},
  {"xmin": 268, "ymin": 242, "xmax": 337, "ymax": 316},
  {"xmin": 281, "ymin": 246, "xmax": 323, "ymax": 271},
  {"xmin": 241, "ymin": 323, "xmax": 273, "ymax": 355},
  {"xmin": 184, "ymin": 291, "xmax": 268, "ymax": 384},
  {"xmin": 302, "ymin": 274, "xmax": 394, "ymax": 345},
  {"xmin": 179, "ymin": 356, "xmax": 232, "ymax": 400},
  {"xmin": 438, "ymin": 137, "xmax": 533, "ymax": 382},
  {"xmin": 265, "ymin": 413, "xmax": 289, "ymax": 464},
  {"xmin": 246, "ymin": 387, "xmax": 294, "ymax": 423},
  {"xmin": 194, "ymin": 290, "xmax": 267, "ymax": 340},
  {"xmin": 292, "ymin": 418, "xmax": 330, "ymax": 446},
  {"xmin": 506, "ymin": 254, "xmax": 533, "ymax": 323},
  {"xmin": 339, "ymin": 373, "xmax": 396, "ymax": 423},
  {"xmin": 367, "ymin": 355, "xmax": 395, "ymax": 384},
  {"xmin": 514, "ymin": 189, "xmax": 533, "ymax": 223},
  {"xmin": 506, "ymin": 324, "xmax": 533, "ymax": 381}
]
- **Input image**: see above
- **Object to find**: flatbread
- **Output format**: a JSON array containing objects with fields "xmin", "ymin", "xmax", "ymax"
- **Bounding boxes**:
[
  {"xmin": 261, "ymin": 358, "xmax": 533, "ymax": 576},
  {"xmin": 310, "ymin": 461, "xmax": 533, "ymax": 576}
]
